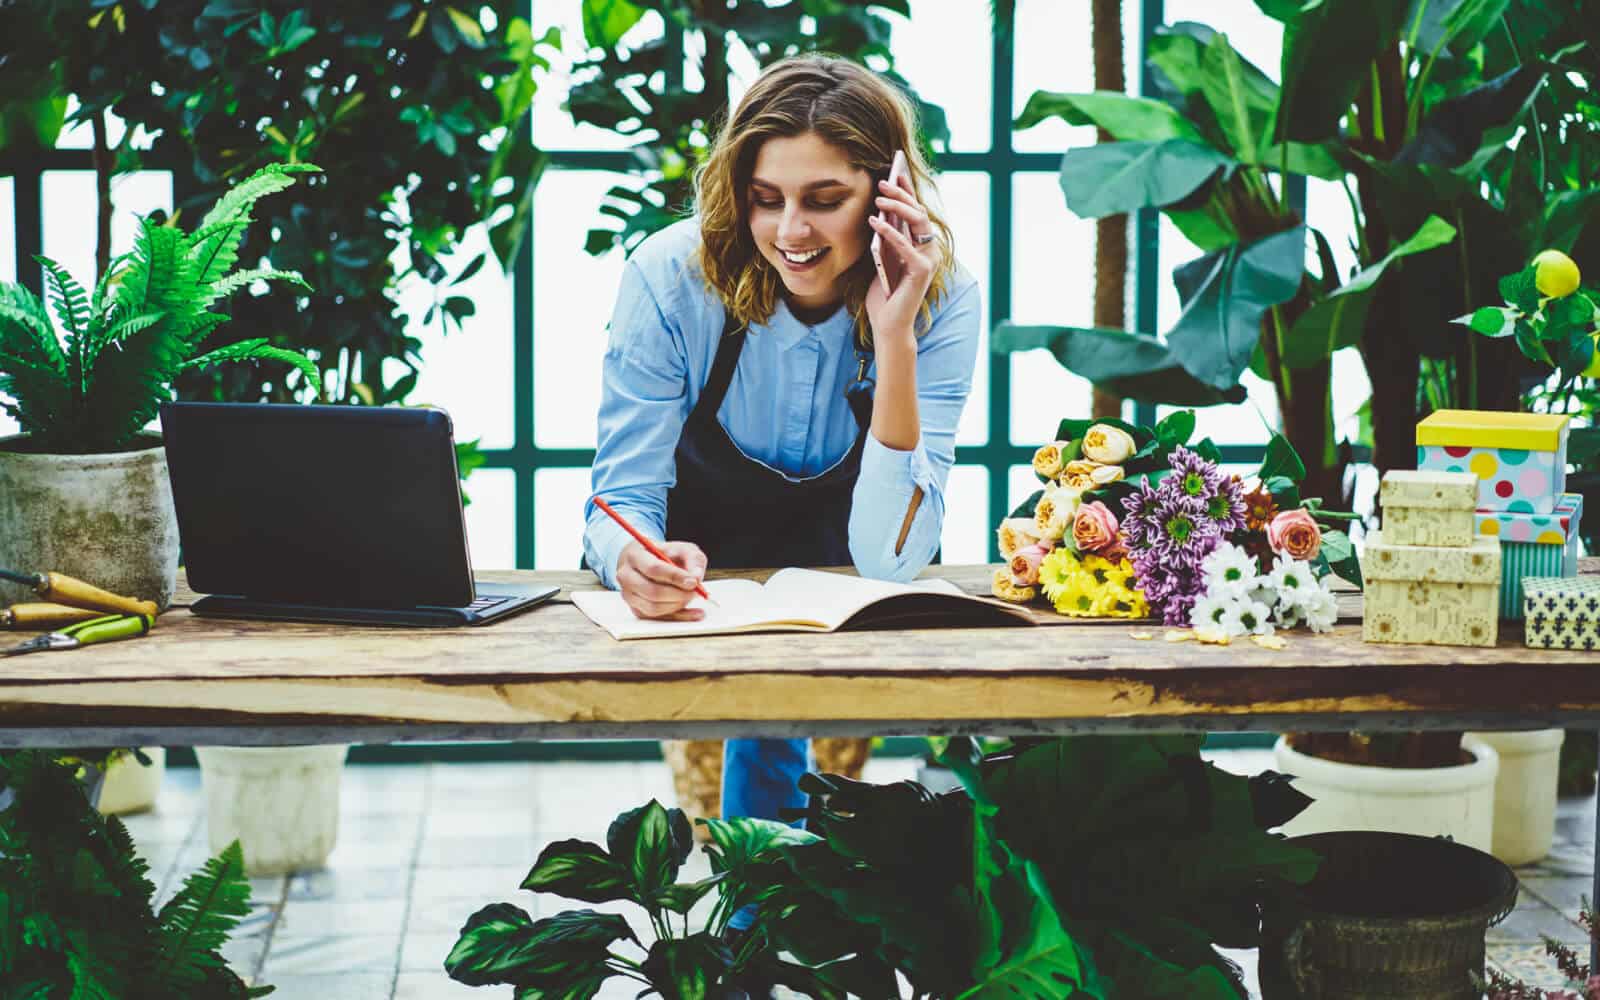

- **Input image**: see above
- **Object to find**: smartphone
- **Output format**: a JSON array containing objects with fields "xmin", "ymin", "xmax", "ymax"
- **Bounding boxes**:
[{"xmin": 871, "ymin": 149, "xmax": 913, "ymax": 296}]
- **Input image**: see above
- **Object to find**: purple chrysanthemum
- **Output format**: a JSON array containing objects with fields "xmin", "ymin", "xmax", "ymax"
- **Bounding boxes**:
[{"xmin": 1122, "ymin": 446, "xmax": 1239, "ymax": 624}]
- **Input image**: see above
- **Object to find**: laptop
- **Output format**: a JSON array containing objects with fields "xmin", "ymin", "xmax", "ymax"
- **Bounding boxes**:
[{"xmin": 159, "ymin": 402, "xmax": 558, "ymax": 627}]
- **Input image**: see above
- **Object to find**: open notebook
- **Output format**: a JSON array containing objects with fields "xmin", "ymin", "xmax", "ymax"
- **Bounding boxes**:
[{"xmin": 572, "ymin": 567, "xmax": 1037, "ymax": 640}]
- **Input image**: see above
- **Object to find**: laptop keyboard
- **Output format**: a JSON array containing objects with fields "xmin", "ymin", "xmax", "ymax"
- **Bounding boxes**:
[{"xmin": 467, "ymin": 595, "xmax": 511, "ymax": 611}]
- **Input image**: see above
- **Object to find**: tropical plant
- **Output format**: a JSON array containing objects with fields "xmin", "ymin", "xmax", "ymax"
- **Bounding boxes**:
[
  {"xmin": 994, "ymin": 0, "xmax": 1600, "ymax": 508},
  {"xmin": 10, "ymin": 0, "xmax": 557, "ymax": 408},
  {"xmin": 0, "ymin": 163, "xmax": 320, "ymax": 454},
  {"xmin": 566, "ymin": 0, "xmax": 950, "ymax": 256},
  {"xmin": 0, "ymin": 750, "xmax": 270, "ymax": 999},
  {"xmin": 446, "ymin": 736, "xmax": 1319, "ymax": 999}
]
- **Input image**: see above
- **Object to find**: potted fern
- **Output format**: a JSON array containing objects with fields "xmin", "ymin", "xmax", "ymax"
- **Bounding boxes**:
[{"xmin": 0, "ymin": 162, "xmax": 322, "ymax": 611}]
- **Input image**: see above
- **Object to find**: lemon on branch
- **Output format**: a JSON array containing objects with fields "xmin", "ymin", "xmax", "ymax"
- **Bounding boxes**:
[{"xmin": 1534, "ymin": 249, "xmax": 1582, "ymax": 299}]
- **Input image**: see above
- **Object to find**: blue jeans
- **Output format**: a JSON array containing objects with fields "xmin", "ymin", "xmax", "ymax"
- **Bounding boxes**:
[{"xmin": 721, "ymin": 737, "xmax": 811, "ymax": 930}]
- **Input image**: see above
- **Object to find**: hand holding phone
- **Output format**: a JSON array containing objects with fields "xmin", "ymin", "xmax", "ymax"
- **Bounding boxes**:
[{"xmin": 871, "ymin": 150, "xmax": 913, "ymax": 296}]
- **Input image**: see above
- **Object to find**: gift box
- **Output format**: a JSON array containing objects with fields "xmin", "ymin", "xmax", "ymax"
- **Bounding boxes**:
[
  {"xmin": 1416, "ymin": 409, "xmax": 1571, "ymax": 514},
  {"xmin": 1476, "ymin": 492, "xmax": 1583, "ymax": 620},
  {"xmin": 1379, "ymin": 469, "xmax": 1478, "ymax": 546},
  {"xmin": 1523, "ymin": 577, "xmax": 1600, "ymax": 650},
  {"xmin": 1362, "ymin": 530, "xmax": 1501, "ymax": 647}
]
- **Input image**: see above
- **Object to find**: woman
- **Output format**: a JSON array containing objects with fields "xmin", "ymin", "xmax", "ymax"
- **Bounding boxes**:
[{"xmin": 582, "ymin": 50, "xmax": 980, "ymax": 931}]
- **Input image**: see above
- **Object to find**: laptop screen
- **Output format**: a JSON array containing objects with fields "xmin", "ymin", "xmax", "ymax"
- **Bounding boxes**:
[{"xmin": 160, "ymin": 402, "xmax": 476, "ymax": 608}]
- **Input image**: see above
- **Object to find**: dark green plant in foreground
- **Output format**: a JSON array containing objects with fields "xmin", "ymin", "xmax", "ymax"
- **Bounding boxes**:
[
  {"xmin": 0, "ymin": 750, "xmax": 269, "ymax": 999},
  {"xmin": 445, "ymin": 735, "xmax": 1319, "ymax": 998},
  {"xmin": 0, "ymin": 162, "xmax": 320, "ymax": 453}
]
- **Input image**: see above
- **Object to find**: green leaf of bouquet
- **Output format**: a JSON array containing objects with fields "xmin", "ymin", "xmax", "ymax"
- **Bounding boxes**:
[
  {"xmin": 1320, "ymin": 529, "xmax": 1362, "ymax": 589},
  {"xmin": 521, "ymin": 838, "xmax": 634, "ymax": 904},
  {"xmin": 1264, "ymin": 474, "xmax": 1301, "ymax": 511},
  {"xmin": 1257, "ymin": 434, "xmax": 1306, "ymax": 484},
  {"xmin": 1010, "ymin": 489, "xmax": 1044, "ymax": 520},
  {"xmin": 1155, "ymin": 409, "xmax": 1196, "ymax": 447}
]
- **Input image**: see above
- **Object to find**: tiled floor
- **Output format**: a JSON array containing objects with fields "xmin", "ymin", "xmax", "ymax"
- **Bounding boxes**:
[{"xmin": 120, "ymin": 748, "xmax": 1597, "ymax": 999}]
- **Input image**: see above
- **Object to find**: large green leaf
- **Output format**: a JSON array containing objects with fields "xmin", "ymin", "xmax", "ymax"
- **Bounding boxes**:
[
  {"xmin": 1258, "ymin": 433, "xmax": 1308, "ymax": 483},
  {"xmin": 444, "ymin": 904, "xmax": 634, "ymax": 988},
  {"xmin": 1197, "ymin": 32, "xmax": 1278, "ymax": 163},
  {"xmin": 1274, "ymin": 0, "xmax": 1415, "ymax": 142},
  {"xmin": 605, "ymin": 800, "xmax": 692, "ymax": 911},
  {"xmin": 581, "ymin": 0, "xmax": 645, "ymax": 50},
  {"xmin": 641, "ymin": 933, "xmax": 731, "ymax": 1000},
  {"xmin": 1014, "ymin": 90, "xmax": 1205, "ymax": 142},
  {"xmin": 991, "ymin": 324, "xmax": 1247, "ymax": 406},
  {"xmin": 957, "ymin": 861, "xmax": 1097, "ymax": 1000},
  {"xmin": 1415, "ymin": 0, "xmax": 1514, "ymax": 56},
  {"xmin": 1395, "ymin": 65, "xmax": 1545, "ymax": 169},
  {"xmin": 1280, "ymin": 215, "xmax": 1457, "ymax": 368},
  {"xmin": 1166, "ymin": 226, "xmax": 1307, "ymax": 390},
  {"xmin": 701, "ymin": 817, "xmax": 819, "ymax": 881},
  {"xmin": 1058, "ymin": 140, "xmax": 1233, "ymax": 219},
  {"xmin": 520, "ymin": 838, "xmax": 634, "ymax": 905},
  {"xmin": 1539, "ymin": 189, "xmax": 1600, "ymax": 255}
]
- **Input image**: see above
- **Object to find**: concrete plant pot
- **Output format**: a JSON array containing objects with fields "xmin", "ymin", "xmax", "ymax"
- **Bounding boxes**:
[
  {"xmin": 197, "ymin": 745, "xmax": 349, "ymax": 876},
  {"xmin": 1465, "ymin": 728, "xmax": 1565, "ymax": 866},
  {"xmin": 0, "ymin": 434, "xmax": 179, "ymax": 610},
  {"xmin": 97, "ymin": 748, "xmax": 166, "ymax": 817},
  {"xmin": 1274, "ymin": 735, "xmax": 1499, "ymax": 853}
]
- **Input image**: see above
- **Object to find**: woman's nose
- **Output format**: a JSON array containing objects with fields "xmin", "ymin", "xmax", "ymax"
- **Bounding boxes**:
[{"xmin": 777, "ymin": 206, "xmax": 810, "ymax": 242}]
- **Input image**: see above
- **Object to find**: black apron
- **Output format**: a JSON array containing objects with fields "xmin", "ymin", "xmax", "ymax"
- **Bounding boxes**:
[{"xmin": 666, "ymin": 311, "xmax": 873, "ymax": 569}]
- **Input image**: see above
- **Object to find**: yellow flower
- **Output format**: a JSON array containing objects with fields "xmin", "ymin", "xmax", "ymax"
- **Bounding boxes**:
[
  {"xmin": 1053, "ymin": 573, "xmax": 1102, "ymax": 617},
  {"xmin": 1090, "ymin": 464, "xmax": 1125, "ymax": 486},
  {"xmin": 1082, "ymin": 423, "xmax": 1136, "ymax": 464},
  {"xmin": 990, "ymin": 567, "xmax": 1038, "ymax": 604},
  {"xmin": 1534, "ymin": 248, "xmax": 1581, "ymax": 299},
  {"xmin": 996, "ymin": 517, "xmax": 1041, "ymax": 560},
  {"xmin": 1061, "ymin": 459, "xmax": 1098, "ymax": 491},
  {"xmin": 1034, "ymin": 484, "xmax": 1081, "ymax": 541},
  {"xmin": 1032, "ymin": 441, "xmax": 1069, "ymax": 480},
  {"xmin": 1039, "ymin": 547, "xmax": 1079, "ymax": 603}
]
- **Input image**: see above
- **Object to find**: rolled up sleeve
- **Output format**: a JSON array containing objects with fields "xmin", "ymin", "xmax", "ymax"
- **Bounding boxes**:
[
  {"xmin": 848, "ymin": 279, "xmax": 982, "ymax": 581},
  {"xmin": 583, "ymin": 260, "xmax": 693, "ymax": 590}
]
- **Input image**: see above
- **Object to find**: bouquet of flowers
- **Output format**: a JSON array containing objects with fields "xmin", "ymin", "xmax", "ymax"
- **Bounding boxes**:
[{"xmin": 992, "ymin": 411, "xmax": 1361, "ymax": 639}]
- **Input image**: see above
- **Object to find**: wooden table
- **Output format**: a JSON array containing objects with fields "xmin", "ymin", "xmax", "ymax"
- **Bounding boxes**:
[{"xmin": 1, "ymin": 563, "xmax": 1597, "ymax": 747}]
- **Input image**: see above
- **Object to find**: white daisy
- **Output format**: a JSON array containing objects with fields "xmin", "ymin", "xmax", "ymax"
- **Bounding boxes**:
[
  {"xmin": 1215, "ymin": 598, "xmax": 1250, "ymax": 638},
  {"xmin": 1235, "ymin": 598, "xmax": 1276, "ymax": 637},
  {"xmin": 1303, "ymin": 588, "xmax": 1339, "ymax": 633},
  {"xmin": 1273, "ymin": 601, "xmax": 1305, "ymax": 629},
  {"xmin": 1269, "ymin": 559, "xmax": 1318, "ymax": 604},
  {"xmin": 1201, "ymin": 542, "xmax": 1259, "ymax": 596},
  {"xmin": 1190, "ymin": 590, "xmax": 1231, "ymax": 631}
]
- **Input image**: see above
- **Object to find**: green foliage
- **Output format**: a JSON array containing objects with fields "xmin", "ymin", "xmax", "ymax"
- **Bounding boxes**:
[
  {"xmin": 0, "ymin": 751, "xmax": 269, "ymax": 998},
  {"xmin": 0, "ymin": 163, "xmax": 318, "ymax": 453},
  {"xmin": 567, "ymin": 0, "xmax": 950, "ymax": 256},
  {"xmin": 1457, "ymin": 253, "xmax": 1600, "ymax": 385},
  {"xmin": 44, "ymin": 0, "xmax": 558, "ymax": 407}
]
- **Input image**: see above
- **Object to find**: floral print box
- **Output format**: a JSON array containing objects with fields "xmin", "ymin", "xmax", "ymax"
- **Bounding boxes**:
[
  {"xmin": 1361, "ymin": 530, "xmax": 1501, "ymax": 647},
  {"xmin": 1416, "ymin": 409, "xmax": 1571, "ymax": 514}
]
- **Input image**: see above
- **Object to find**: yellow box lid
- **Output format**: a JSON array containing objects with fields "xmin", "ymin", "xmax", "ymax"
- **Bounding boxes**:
[{"xmin": 1415, "ymin": 409, "xmax": 1571, "ymax": 452}]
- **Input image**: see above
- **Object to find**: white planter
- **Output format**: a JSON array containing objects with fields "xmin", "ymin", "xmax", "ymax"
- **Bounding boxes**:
[
  {"xmin": 1273, "ymin": 735, "xmax": 1499, "ymax": 853},
  {"xmin": 1465, "ymin": 728, "xmax": 1565, "ymax": 866},
  {"xmin": 197, "ymin": 745, "xmax": 349, "ymax": 876},
  {"xmin": 97, "ymin": 748, "xmax": 165, "ymax": 816},
  {"xmin": 0, "ymin": 435, "xmax": 180, "ymax": 610}
]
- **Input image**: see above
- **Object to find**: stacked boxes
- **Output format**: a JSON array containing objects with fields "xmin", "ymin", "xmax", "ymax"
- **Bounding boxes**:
[
  {"xmin": 1524, "ymin": 577, "xmax": 1600, "ymax": 650},
  {"xmin": 1477, "ymin": 493, "xmax": 1583, "ymax": 619},
  {"xmin": 1363, "ymin": 527, "xmax": 1501, "ymax": 647},
  {"xmin": 1414, "ymin": 408, "xmax": 1583, "ymax": 621},
  {"xmin": 1379, "ymin": 470, "xmax": 1478, "ymax": 546}
]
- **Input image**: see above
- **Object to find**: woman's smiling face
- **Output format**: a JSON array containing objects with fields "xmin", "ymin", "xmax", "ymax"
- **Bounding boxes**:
[{"xmin": 746, "ymin": 131, "xmax": 875, "ymax": 315}]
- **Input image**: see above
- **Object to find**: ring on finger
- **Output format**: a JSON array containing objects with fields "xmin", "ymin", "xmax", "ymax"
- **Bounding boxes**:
[{"xmin": 913, "ymin": 232, "xmax": 936, "ymax": 245}]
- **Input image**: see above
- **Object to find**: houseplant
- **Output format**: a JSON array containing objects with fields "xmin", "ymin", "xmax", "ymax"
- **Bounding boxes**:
[
  {"xmin": 0, "ymin": 749, "xmax": 272, "ymax": 998},
  {"xmin": 444, "ymin": 735, "xmax": 1322, "ymax": 998},
  {"xmin": 0, "ymin": 161, "xmax": 321, "ymax": 610}
]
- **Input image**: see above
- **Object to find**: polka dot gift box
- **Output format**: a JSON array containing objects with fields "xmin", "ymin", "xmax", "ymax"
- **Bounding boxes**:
[
  {"xmin": 1475, "ymin": 492, "xmax": 1583, "ymax": 620},
  {"xmin": 1417, "ymin": 409, "xmax": 1571, "ymax": 515}
]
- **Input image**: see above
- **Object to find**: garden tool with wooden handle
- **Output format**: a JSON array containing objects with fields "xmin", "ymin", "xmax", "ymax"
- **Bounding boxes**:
[
  {"xmin": 0, "ymin": 603, "xmax": 107, "ymax": 630},
  {"xmin": 0, "ymin": 567, "xmax": 160, "ymax": 620}
]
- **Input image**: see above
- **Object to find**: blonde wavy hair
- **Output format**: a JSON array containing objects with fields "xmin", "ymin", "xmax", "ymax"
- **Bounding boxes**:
[{"xmin": 694, "ymin": 53, "xmax": 956, "ymax": 346}]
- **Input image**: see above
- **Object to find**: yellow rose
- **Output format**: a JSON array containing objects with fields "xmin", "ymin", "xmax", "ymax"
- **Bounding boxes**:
[
  {"xmin": 1032, "ymin": 441, "xmax": 1069, "ymax": 480},
  {"xmin": 991, "ymin": 567, "xmax": 1038, "ymax": 604},
  {"xmin": 996, "ymin": 517, "xmax": 1041, "ymax": 560},
  {"xmin": 1090, "ymin": 464, "xmax": 1125, "ymax": 486},
  {"xmin": 1081, "ymin": 424, "xmax": 1136, "ymax": 465},
  {"xmin": 1061, "ymin": 459, "xmax": 1098, "ymax": 491},
  {"xmin": 1534, "ymin": 249, "xmax": 1581, "ymax": 299},
  {"xmin": 1034, "ymin": 484, "xmax": 1081, "ymax": 540}
]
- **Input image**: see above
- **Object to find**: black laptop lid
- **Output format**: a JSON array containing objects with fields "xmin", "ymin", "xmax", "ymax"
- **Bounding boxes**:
[{"xmin": 160, "ymin": 402, "xmax": 476, "ymax": 608}]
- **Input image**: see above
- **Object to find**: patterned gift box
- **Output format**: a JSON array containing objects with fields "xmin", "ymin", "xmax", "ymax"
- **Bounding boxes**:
[
  {"xmin": 1362, "ymin": 530, "xmax": 1501, "ymax": 647},
  {"xmin": 1379, "ymin": 469, "xmax": 1478, "ymax": 546},
  {"xmin": 1523, "ymin": 577, "xmax": 1600, "ymax": 650},
  {"xmin": 1416, "ymin": 409, "xmax": 1571, "ymax": 514},
  {"xmin": 1476, "ymin": 492, "xmax": 1583, "ymax": 620}
]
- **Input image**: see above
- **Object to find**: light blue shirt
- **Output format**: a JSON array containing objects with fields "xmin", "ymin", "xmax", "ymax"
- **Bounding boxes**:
[{"xmin": 583, "ymin": 217, "xmax": 982, "ymax": 589}]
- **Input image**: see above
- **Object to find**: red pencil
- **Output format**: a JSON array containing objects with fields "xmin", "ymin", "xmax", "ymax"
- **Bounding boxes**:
[{"xmin": 590, "ymin": 496, "xmax": 718, "ymax": 606}]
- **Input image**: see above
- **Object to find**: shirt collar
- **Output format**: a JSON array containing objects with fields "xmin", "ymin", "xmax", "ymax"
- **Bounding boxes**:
[{"xmin": 767, "ymin": 298, "xmax": 854, "ymax": 350}]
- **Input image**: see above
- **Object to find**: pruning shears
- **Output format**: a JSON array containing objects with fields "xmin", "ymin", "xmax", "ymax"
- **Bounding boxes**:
[{"xmin": 2, "ymin": 613, "xmax": 154, "ymax": 657}]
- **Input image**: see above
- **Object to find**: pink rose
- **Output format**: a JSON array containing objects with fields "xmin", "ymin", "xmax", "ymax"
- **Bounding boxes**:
[
  {"xmin": 1009, "ymin": 542, "xmax": 1051, "ymax": 587},
  {"xmin": 1268, "ymin": 508, "xmax": 1321, "ymax": 561},
  {"xmin": 1071, "ymin": 501, "xmax": 1120, "ymax": 554}
]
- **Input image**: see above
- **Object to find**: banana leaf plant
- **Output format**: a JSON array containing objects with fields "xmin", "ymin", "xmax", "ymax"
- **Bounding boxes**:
[{"xmin": 995, "ymin": 0, "xmax": 1600, "ymax": 505}]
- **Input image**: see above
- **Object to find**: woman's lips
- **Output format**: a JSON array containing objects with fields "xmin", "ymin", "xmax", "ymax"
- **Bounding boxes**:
[{"xmin": 777, "ymin": 246, "xmax": 829, "ymax": 272}]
